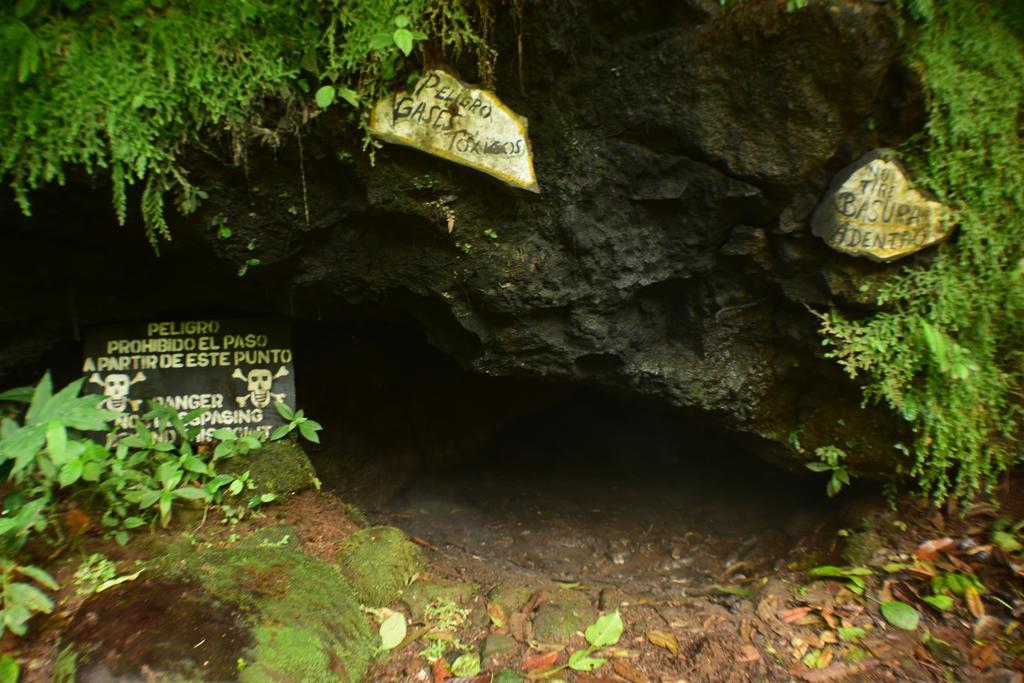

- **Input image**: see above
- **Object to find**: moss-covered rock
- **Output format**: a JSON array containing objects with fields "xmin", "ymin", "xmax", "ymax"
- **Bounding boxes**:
[
  {"xmin": 235, "ymin": 524, "xmax": 302, "ymax": 550},
  {"xmin": 222, "ymin": 438, "xmax": 318, "ymax": 498},
  {"xmin": 401, "ymin": 579, "xmax": 479, "ymax": 620},
  {"xmin": 333, "ymin": 525, "xmax": 425, "ymax": 606},
  {"xmin": 486, "ymin": 584, "xmax": 534, "ymax": 615},
  {"xmin": 530, "ymin": 588, "xmax": 596, "ymax": 644},
  {"xmin": 62, "ymin": 544, "xmax": 372, "ymax": 682}
]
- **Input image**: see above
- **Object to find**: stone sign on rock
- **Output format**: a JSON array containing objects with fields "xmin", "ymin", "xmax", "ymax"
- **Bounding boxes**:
[
  {"xmin": 811, "ymin": 150, "xmax": 954, "ymax": 262},
  {"xmin": 368, "ymin": 69, "xmax": 539, "ymax": 193},
  {"xmin": 82, "ymin": 318, "xmax": 294, "ymax": 442}
]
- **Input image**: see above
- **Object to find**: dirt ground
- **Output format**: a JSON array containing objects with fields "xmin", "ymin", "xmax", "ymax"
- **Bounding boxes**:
[
  {"xmin": 5, "ymin": 460, "xmax": 1024, "ymax": 682},
  {"xmin": 358, "ymin": 454, "xmax": 1024, "ymax": 682}
]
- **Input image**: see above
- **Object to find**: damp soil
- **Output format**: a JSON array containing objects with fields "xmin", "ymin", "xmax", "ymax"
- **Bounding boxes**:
[
  {"xmin": 63, "ymin": 579, "xmax": 252, "ymax": 683},
  {"xmin": 372, "ymin": 394, "xmax": 837, "ymax": 600},
  {"xmin": 374, "ymin": 453, "xmax": 834, "ymax": 601}
]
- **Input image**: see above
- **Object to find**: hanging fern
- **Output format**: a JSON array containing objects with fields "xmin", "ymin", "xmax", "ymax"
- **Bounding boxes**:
[
  {"xmin": 821, "ymin": 0, "xmax": 1024, "ymax": 503},
  {"xmin": 0, "ymin": 0, "xmax": 488, "ymax": 247}
]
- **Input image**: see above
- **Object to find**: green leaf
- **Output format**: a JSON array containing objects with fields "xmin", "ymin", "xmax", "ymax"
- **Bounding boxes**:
[
  {"xmin": 1, "ymin": 424, "xmax": 46, "ymax": 475},
  {"xmin": 14, "ymin": 0, "xmax": 40, "ymax": 18},
  {"xmin": 369, "ymin": 32, "xmax": 393, "ymax": 50},
  {"xmin": 298, "ymin": 420, "xmax": 321, "ymax": 443},
  {"xmin": 123, "ymin": 516, "xmax": 147, "ymax": 529},
  {"xmin": 273, "ymin": 401, "xmax": 295, "ymax": 421},
  {"xmin": 212, "ymin": 428, "xmax": 237, "ymax": 442},
  {"xmin": 379, "ymin": 611, "xmax": 407, "ymax": 650},
  {"xmin": 393, "ymin": 14, "xmax": 410, "ymax": 28},
  {"xmin": 810, "ymin": 565, "xmax": 874, "ymax": 578},
  {"xmin": 0, "ymin": 386, "xmax": 33, "ymax": 403},
  {"xmin": 58, "ymin": 459, "xmax": 84, "ymax": 487},
  {"xmin": 7, "ymin": 582, "xmax": 53, "ymax": 614},
  {"xmin": 182, "ymin": 455, "xmax": 208, "ymax": 474},
  {"xmin": 493, "ymin": 672, "xmax": 523, "ymax": 683},
  {"xmin": 259, "ymin": 493, "xmax": 277, "ymax": 503},
  {"xmin": 3, "ymin": 605, "xmax": 31, "ymax": 635},
  {"xmin": 393, "ymin": 28, "xmax": 414, "ymax": 56},
  {"xmin": 584, "ymin": 610, "xmax": 623, "ymax": 649},
  {"xmin": 15, "ymin": 565, "xmax": 58, "ymax": 590},
  {"xmin": 270, "ymin": 425, "xmax": 291, "ymax": 441},
  {"xmin": 135, "ymin": 489, "xmax": 162, "ymax": 509},
  {"xmin": 568, "ymin": 649, "xmax": 606, "ymax": 672},
  {"xmin": 159, "ymin": 490, "xmax": 173, "ymax": 525},
  {"xmin": 836, "ymin": 626, "xmax": 866, "ymax": 642},
  {"xmin": 922, "ymin": 594, "xmax": 954, "ymax": 611},
  {"xmin": 0, "ymin": 654, "xmax": 20, "ymax": 683},
  {"xmin": 172, "ymin": 486, "xmax": 211, "ymax": 501},
  {"xmin": 450, "ymin": 653, "xmax": 481, "ymax": 677},
  {"xmin": 993, "ymin": 530, "xmax": 1022, "ymax": 553},
  {"xmin": 805, "ymin": 462, "xmax": 832, "ymax": 472},
  {"xmin": 24, "ymin": 373, "xmax": 52, "ymax": 425},
  {"xmin": 315, "ymin": 85, "xmax": 336, "ymax": 109},
  {"xmin": 338, "ymin": 87, "xmax": 358, "ymax": 107},
  {"xmin": 881, "ymin": 600, "xmax": 920, "ymax": 630},
  {"xmin": 228, "ymin": 479, "xmax": 244, "ymax": 496}
]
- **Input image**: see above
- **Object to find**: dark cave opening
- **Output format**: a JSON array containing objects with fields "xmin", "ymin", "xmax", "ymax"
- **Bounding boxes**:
[{"xmin": 291, "ymin": 319, "xmax": 839, "ymax": 594}]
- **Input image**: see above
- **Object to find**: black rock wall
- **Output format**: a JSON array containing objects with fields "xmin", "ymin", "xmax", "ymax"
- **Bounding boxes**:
[{"xmin": 0, "ymin": 0, "xmax": 924, "ymax": 472}]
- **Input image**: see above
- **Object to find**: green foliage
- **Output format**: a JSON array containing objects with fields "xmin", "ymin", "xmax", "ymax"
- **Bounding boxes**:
[
  {"xmin": 271, "ymin": 401, "xmax": 322, "ymax": 443},
  {"xmin": 806, "ymin": 445, "xmax": 852, "ymax": 497},
  {"xmin": 819, "ymin": 0, "xmax": 1024, "ymax": 503},
  {"xmin": 808, "ymin": 564, "xmax": 873, "ymax": 595},
  {"xmin": 0, "ymin": 372, "xmax": 321, "ymax": 637},
  {"xmin": 0, "ymin": 557, "xmax": 57, "ymax": 637},
  {"xmin": 1, "ymin": 0, "xmax": 489, "ymax": 246},
  {"xmin": 880, "ymin": 600, "xmax": 920, "ymax": 631}
]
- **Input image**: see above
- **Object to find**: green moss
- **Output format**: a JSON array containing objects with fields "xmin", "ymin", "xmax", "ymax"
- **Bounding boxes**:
[
  {"xmin": 841, "ymin": 529, "xmax": 884, "ymax": 565},
  {"xmin": 222, "ymin": 439, "xmax": 318, "ymax": 498},
  {"xmin": 0, "ymin": 0, "xmax": 489, "ymax": 245},
  {"xmin": 402, "ymin": 579, "xmax": 479, "ymax": 620},
  {"xmin": 486, "ymin": 584, "xmax": 534, "ymax": 614},
  {"xmin": 162, "ymin": 546, "xmax": 373, "ymax": 682},
  {"xmin": 529, "ymin": 588, "xmax": 595, "ymax": 644},
  {"xmin": 235, "ymin": 525, "xmax": 301, "ymax": 550},
  {"xmin": 333, "ymin": 525, "xmax": 425, "ymax": 607}
]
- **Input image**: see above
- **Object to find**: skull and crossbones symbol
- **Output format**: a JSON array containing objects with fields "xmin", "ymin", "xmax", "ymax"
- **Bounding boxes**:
[
  {"xmin": 232, "ymin": 366, "xmax": 289, "ymax": 408},
  {"xmin": 89, "ymin": 372, "xmax": 146, "ymax": 413}
]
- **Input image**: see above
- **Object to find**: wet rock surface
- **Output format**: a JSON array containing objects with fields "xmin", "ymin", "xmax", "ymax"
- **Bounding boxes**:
[
  {"xmin": 65, "ymin": 579, "xmax": 252, "ymax": 682},
  {"xmin": 0, "ymin": 0, "xmax": 924, "ymax": 470},
  {"xmin": 57, "ymin": 543, "xmax": 373, "ymax": 683}
]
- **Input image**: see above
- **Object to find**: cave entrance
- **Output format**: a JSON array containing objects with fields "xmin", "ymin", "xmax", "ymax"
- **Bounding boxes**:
[{"xmin": 294, "ymin": 320, "xmax": 836, "ymax": 597}]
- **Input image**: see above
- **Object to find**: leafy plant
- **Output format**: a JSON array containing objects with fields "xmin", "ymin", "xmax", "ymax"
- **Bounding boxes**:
[
  {"xmin": 808, "ymin": 565, "xmax": 874, "ymax": 595},
  {"xmin": 0, "ymin": 556, "xmax": 57, "ymax": 637},
  {"xmin": 806, "ymin": 445, "xmax": 852, "ymax": 497},
  {"xmin": 1, "ymin": 0, "xmax": 490, "ymax": 245},
  {"xmin": 819, "ymin": 0, "xmax": 1024, "ymax": 503},
  {"xmin": 271, "ymin": 402, "xmax": 323, "ymax": 443},
  {"xmin": 541, "ymin": 610, "xmax": 624, "ymax": 675},
  {"xmin": 0, "ymin": 372, "xmax": 321, "ymax": 637},
  {"xmin": 418, "ymin": 597, "xmax": 470, "ymax": 663}
]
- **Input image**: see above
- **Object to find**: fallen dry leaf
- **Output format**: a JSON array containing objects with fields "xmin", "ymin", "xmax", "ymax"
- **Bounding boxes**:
[
  {"xmin": 736, "ymin": 644, "xmax": 761, "ymax": 663},
  {"xmin": 780, "ymin": 607, "xmax": 813, "ymax": 624},
  {"xmin": 648, "ymin": 630, "xmax": 679, "ymax": 655},
  {"xmin": 488, "ymin": 602, "xmax": 507, "ymax": 629},
  {"xmin": 915, "ymin": 538, "xmax": 955, "ymax": 560},
  {"xmin": 432, "ymin": 658, "xmax": 451, "ymax": 683},
  {"xmin": 965, "ymin": 586, "xmax": 986, "ymax": 618},
  {"xmin": 796, "ymin": 662, "xmax": 876, "ymax": 682},
  {"xmin": 612, "ymin": 659, "xmax": 648, "ymax": 683},
  {"xmin": 970, "ymin": 642, "xmax": 999, "ymax": 669},
  {"xmin": 522, "ymin": 650, "xmax": 559, "ymax": 671}
]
